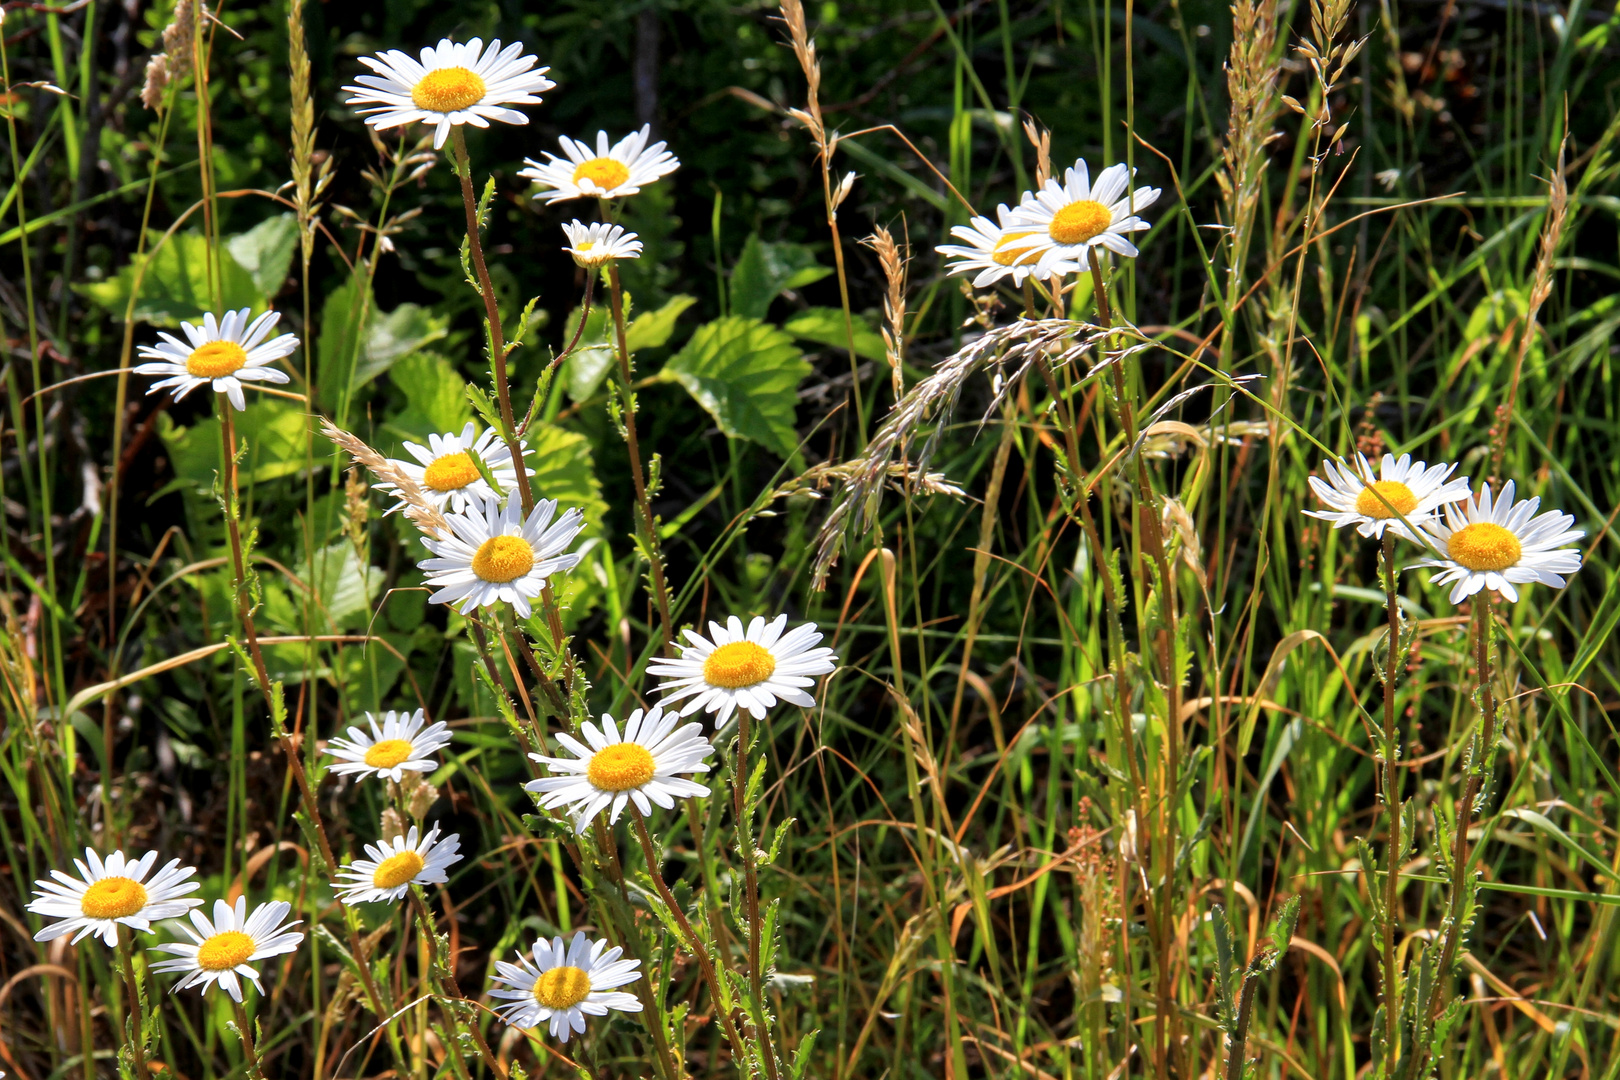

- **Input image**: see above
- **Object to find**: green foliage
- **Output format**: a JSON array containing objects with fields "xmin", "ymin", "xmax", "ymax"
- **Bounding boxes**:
[
  {"xmin": 80, "ymin": 229, "xmax": 263, "ymax": 324},
  {"xmin": 660, "ymin": 316, "xmax": 811, "ymax": 458},
  {"xmin": 728, "ymin": 233, "xmax": 833, "ymax": 320}
]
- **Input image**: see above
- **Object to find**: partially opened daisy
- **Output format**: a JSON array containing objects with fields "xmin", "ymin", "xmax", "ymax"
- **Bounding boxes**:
[
  {"xmin": 326, "ymin": 708, "xmax": 454, "ymax": 783},
  {"xmin": 1009, "ymin": 160, "xmax": 1160, "ymax": 272},
  {"xmin": 27, "ymin": 849, "xmax": 203, "ymax": 947},
  {"xmin": 561, "ymin": 220, "xmax": 642, "ymax": 268},
  {"xmin": 151, "ymin": 898, "xmax": 304, "ymax": 1002},
  {"xmin": 646, "ymin": 614, "xmax": 839, "ymax": 726},
  {"xmin": 1304, "ymin": 452, "xmax": 1472, "ymax": 540},
  {"xmin": 936, "ymin": 203, "xmax": 1080, "ymax": 288},
  {"xmin": 344, "ymin": 38, "xmax": 554, "ymax": 150},
  {"xmin": 1413, "ymin": 481, "xmax": 1584, "ymax": 604},
  {"xmin": 489, "ymin": 931, "xmax": 643, "ymax": 1041},
  {"xmin": 419, "ymin": 495, "xmax": 585, "ymax": 619},
  {"xmin": 519, "ymin": 125, "xmax": 679, "ymax": 203},
  {"xmin": 525, "ymin": 705, "xmax": 712, "ymax": 833},
  {"xmin": 134, "ymin": 308, "xmax": 296, "ymax": 412},
  {"xmin": 334, "ymin": 824, "xmax": 462, "ymax": 905},
  {"xmin": 376, "ymin": 422, "xmax": 524, "ymax": 515}
]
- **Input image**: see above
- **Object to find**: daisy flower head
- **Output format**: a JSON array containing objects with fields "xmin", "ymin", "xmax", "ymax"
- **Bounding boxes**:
[
  {"xmin": 419, "ymin": 495, "xmax": 586, "ymax": 619},
  {"xmin": 376, "ymin": 422, "xmax": 523, "ymax": 515},
  {"xmin": 524, "ymin": 705, "xmax": 712, "ymax": 834},
  {"xmin": 561, "ymin": 220, "xmax": 643, "ymax": 269},
  {"xmin": 134, "ymin": 308, "xmax": 296, "ymax": 412},
  {"xmin": 488, "ymin": 931, "xmax": 642, "ymax": 1041},
  {"xmin": 343, "ymin": 38, "xmax": 554, "ymax": 150},
  {"xmin": 1008, "ymin": 159, "xmax": 1161, "ymax": 272},
  {"xmin": 1304, "ymin": 453, "xmax": 1472, "ymax": 540},
  {"xmin": 1413, "ymin": 481, "xmax": 1584, "ymax": 604},
  {"xmin": 646, "ymin": 614, "xmax": 839, "ymax": 727},
  {"xmin": 150, "ymin": 897, "xmax": 304, "ymax": 1002},
  {"xmin": 26, "ymin": 849, "xmax": 203, "ymax": 947},
  {"xmin": 935, "ymin": 203, "xmax": 1082, "ymax": 289},
  {"xmin": 325, "ymin": 708, "xmax": 453, "ymax": 784},
  {"xmin": 334, "ymin": 824, "xmax": 462, "ymax": 906},
  {"xmin": 519, "ymin": 125, "xmax": 679, "ymax": 203}
]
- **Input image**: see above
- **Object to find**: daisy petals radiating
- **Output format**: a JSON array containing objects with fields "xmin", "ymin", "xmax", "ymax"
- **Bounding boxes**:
[
  {"xmin": 488, "ymin": 931, "xmax": 643, "ymax": 1041},
  {"xmin": 134, "ymin": 308, "xmax": 296, "ymax": 412},
  {"xmin": 26, "ymin": 848, "xmax": 203, "ymax": 947},
  {"xmin": 1412, "ymin": 480, "xmax": 1584, "ymax": 604},
  {"xmin": 151, "ymin": 897, "xmax": 304, "ymax": 1003},
  {"xmin": 646, "ymin": 613, "xmax": 839, "ymax": 727}
]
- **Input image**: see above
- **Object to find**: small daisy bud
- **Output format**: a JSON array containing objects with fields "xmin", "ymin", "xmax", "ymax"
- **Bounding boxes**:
[{"xmin": 380, "ymin": 807, "xmax": 406, "ymax": 844}]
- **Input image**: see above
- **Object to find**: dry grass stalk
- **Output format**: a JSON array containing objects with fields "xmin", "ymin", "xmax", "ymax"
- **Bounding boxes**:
[
  {"xmin": 318, "ymin": 418, "xmax": 450, "ymax": 539},
  {"xmin": 1022, "ymin": 118, "xmax": 1053, "ymax": 188},
  {"xmin": 1216, "ymin": 0, "xmax": 1283, "ymax": 295},
  {"xmin": 862, "ymin": 226, "xmax": 908, "ymax": 398}
]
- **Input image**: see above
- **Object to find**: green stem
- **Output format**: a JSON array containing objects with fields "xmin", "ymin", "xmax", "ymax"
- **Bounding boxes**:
[
  {"xmin": 734, "ymin": 710, "xmax": 783, "ymax": 1080},
  {"xmin": 409, "ymin": 889, "xmax": 506, "ymax": 1078},
  {"xmin": 116, "ymin": 929, "xmax": 149, "ymax": 1078},
  {"xmin": 229, "ymin": 996, "xmax": 265, "ymax": 1080},
  {"xmin": 1379, "ymin": 531, "xmax": 1404, "ymax": 1067}
]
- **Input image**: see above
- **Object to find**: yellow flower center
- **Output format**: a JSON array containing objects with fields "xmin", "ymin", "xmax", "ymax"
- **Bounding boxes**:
[
  {"xmin": 586, "ymin": 743, "xmax": 657, "ymax": 792},
  {"xmin": 422, "ymin": 451, "xmax": 482, "ymax": 492},
  {"xmin": 410, "ymin": 66, "xmax": 487, "ymax": 113},
  {"xmin": 992, "ymin": 231, "xmax": 1042, "ymax": 267},
  {"xmin": 372, "ymin": 850, "xmax": 425, "ymax": 890},
  {"xmin": 1048, "ymin": 199, "xmax": 1114, "ymax": 245},
  {"xmin": 364, "ymin": 738, "xmax": 415, "ymax": 769},
  {"xmin": 534, "ymin": 965, "xmax": 593, "ymax": 1010},
  {"xmin": 471, "ymin": 535, "xmax": 536, "ymax": 583},
  {"xmin": 79, "ymin": 877, "xmax": 149, "ymax": 919},
  {"xmin": 572, "ymin": 157, "xmax": 631, "ymax": 192},
  {"xmin": 196, "ymin": 930, "xmax": 256, "ymax": 971},
  {"xmin": 1354, "ymin": 480, "xmax": 1419, "ymax": 520},
  {"xmin": 702, "ymin": 641, "xmax": 777, "ymax": 689},
  {"xmin": 1447, "ymin": 522, "xmax": 1522, "ymax": 572},
  {"xmin": 185, "ymin": 340, "xmax": 248, "ymax": 378}
]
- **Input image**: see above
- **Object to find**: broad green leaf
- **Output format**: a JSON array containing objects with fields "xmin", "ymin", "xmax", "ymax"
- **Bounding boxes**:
[
  {"xmin": 79, "ymin": 229, "xmax": 261, "ymax": 325},
  {"xmin": 523, "ymin": 422, "xmax": 609, "ymax": 618},
  {"xmin": 729, "ymin": 234, "xmax": 832, "ymax": 319},
  {"xmin": 317, "ymin": 278, "xmax": 366, "ymax": 415},
  {"xmin": 564, "ymin": 303, "xmax": 616, "ymax": 403},
  {"xmin": 317, "ymin": 279, "xmax": 448, "ymax": 414},
  {"xmin": 155, "ymin": 398, "xmax": 311, "ymax": 494},
  {"xmin": 784, "ymin": 306, "xmax": 888, "ymax": 362},
  {"xmin": 660, "ymin": 316, "xmax": 810, "ymax": 457},
  {"xmin": 307, "ymin": 541, "xmax": 382, "ymax": 631},
  {"xmin": 356, "ymin": 302, "xmax": 449, "ymax": 386},
  {"xmin": 626, "ymin": 294, "xmax": 698, "ymax": 352},
  {"xmin": 225, "ymin": 214, "xmax": 299, "ymax": 298},
  {"xmin": 385, "ymin": 352, "xmax": 472, "ymax": 442}
]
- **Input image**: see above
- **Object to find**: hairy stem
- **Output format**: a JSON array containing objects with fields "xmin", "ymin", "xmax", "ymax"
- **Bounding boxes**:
[
  {"xmin": 230, "ymin": 996, "xmax": 265, "ymax": 1080},
  {"xmin": 116, "ymin": 930, "xmax": 149, "ymax": 1078},
  {"xmin": 1379, "ymin": 531, "xmax": 1403, "ymax": 1066}
]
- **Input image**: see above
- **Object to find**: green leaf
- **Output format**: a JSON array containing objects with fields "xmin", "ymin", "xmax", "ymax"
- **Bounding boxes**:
[
  {"xmin": 317, "ymin": 278, "xmax": 449, "ymax": 414},
  {"xmin": 79, "ymin": 230, "xmax": 262, "ymax": 326},
  {"xmin": 385, "ymin": 352, "xmax": 472, "ymax": 442},
  {"xmin": 660, "ymin": 316, "xmax": 810, "ymax": 457},
  {"xmin": 626, "ymin": 294, "xmax": 698, "ymax": 352},
  {"xmin": 357, "ymin": 302, "xmax": 449, "ymax": 386},
  {"xmin": 784, "ymin": 306, "xmax": 888, "ymax": 361},
  {"xmin": 155, "ymin": 398, "xmax": 311, "ymax": 494},
  {"xmin": 307, "ymin": 542, "xmax": 382, "ymax": 632},
  {"xmin": 564, "ymin": 303, "xmax": 616, "ymax": 403},
  {"xmin": 729, "ymin": 233, "xmax": 832, "ymax": 319},
  {"xmin": 225, "ymin": 214, "xmax": 299, "ymax": 298},
  {"xmin": 525, "ymin": 422, "xmax": 609, "ymax": 614}
]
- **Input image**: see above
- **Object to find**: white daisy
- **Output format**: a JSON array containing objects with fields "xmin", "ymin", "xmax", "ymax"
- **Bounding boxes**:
[
  {"xmin": 150, "ymin": 898, "xmax": 304, "ymax": 1003},
  {"xmin": 646, "ymin": 614, "xmax": 839, "ymax": 726},
  {"xmin": 419, "ymin": 495, "xmax": 586, "ymax": 619},
  {"xmin": 26, "ymin": 849, "xmax": 203, "ymax": 947},
  {"xmin": 1304, "ymin": 452, "xmax": 1472, "ymax": 540},
  {"xmin": 935, "ymin": 203, "xmax": 1081, "ymax": 288},
  {"xmin": 1413, "ymin": 481, "xmax": 1584, "ymax": 604},
  {"xmin": 333, "ymin": 824, "xmax": 463, "ymax": 906},
  {"xmin": 376, "ymin": 422, "xmax": 524, "ymax": 515},
  {"xmin": 488, "ymin": 931, "xmax": 643, "ymax": 1041},
  {"xmin": 325, "ymin": 708, "xmax": 454, "ymax": 783},
  {"xmin": 524, "ymin": 705, "xmax": 712, "ymax": 834},
  {"xmin": 1008, "ymin": 160, "xmax": 1160, "ymax": 272},
  {"xmin": 343, "ymin": 38, "xmax": 554, "ymax": 150},
  {"xmin": 134, "ymin": 308, "xmax": 296, "ymax": 412},
  {"xmin": 560, "ymin": 220, "xmax": 643, "ymax": 268},
  {"xmin": 519, "ymin": 125, "xmax": 679, "ymax": 203}
]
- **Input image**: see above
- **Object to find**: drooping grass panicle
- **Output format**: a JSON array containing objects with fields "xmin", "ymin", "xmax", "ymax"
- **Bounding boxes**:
[{"xmin": 319, "ymin": 418, "xmax": 451, "ymax": 540}]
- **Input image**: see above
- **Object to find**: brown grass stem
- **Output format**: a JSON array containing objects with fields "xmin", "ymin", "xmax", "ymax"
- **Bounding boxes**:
[{"xmin": 229, "ymin": 996, "xmax": 265, "ymax": 1080}]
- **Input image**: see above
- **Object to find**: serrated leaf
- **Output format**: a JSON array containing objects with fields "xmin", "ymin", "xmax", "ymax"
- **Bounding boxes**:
[
  {"xmin": 729, "ymin": 233, "xmax": 832, "ymax": 319},
  {"xmin": 784, "ymin": 306, "xmax": 888, "ymax": 361},
  {"xmin": 385, "ymin": 352, "xmax": 472, "ymax": 441},
  {"xmin": 318, "ymin": 278, "xmax": 449, "ymax": 413},
  {"xmin": 660, "ymin": 316, "xmax": 809, "ymax": 457},
  {"xmin": 626, "ymin": 294, "xmax": 698, "ymax": 352},
  {"xmin": 564, "ymin": 303, "xmax": 616, "ymax": 403},
  {"xmin": 79, "ymin": 229, "xmax": 262, "ymax": 325},
  {"xmin": 225, "ymin": 213, "xmax": 300, "ymax": 298}
]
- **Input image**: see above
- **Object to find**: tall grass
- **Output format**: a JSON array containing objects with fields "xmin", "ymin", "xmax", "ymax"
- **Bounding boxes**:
[{"xmin": 1, "ymin": 0, "xmax": 1618, "ymax": 1079}]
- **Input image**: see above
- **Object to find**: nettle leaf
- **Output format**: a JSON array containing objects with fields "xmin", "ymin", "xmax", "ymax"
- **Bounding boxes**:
[
  {"xmin": 317, "ymin": 278, "xmax": 449, "ymax": 414},
  {"xmin": 627, "ymin": 294, "xmax": 698, "ymax": 352},
  {"xmin": 385, "ymin": 352, "xmax": 472, "ymax": 443},
  {"xmin": 156, "ymin": 398, "xmax": 310, "ymax": 495},
  {"xmin": 80, "ymin": 229, "xmax": 261, "ymax": 326},
  {"xmin": 660, "ymin": 316, "xmax": 810, "ymax": 458},
  {"xmin": 784, "ymin": 306, "xmax": 888, "ymax": 361},
  {"xmin": 729, "ymin": 233, "xmax": 832, "ymax": 319},
  {"xmin": 225, "ymin": 214, "xmax": 299, "ymax": 298},
  {"xmin": 358, "ymin": 302, "xmax": 449, "ymax": 386}
]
